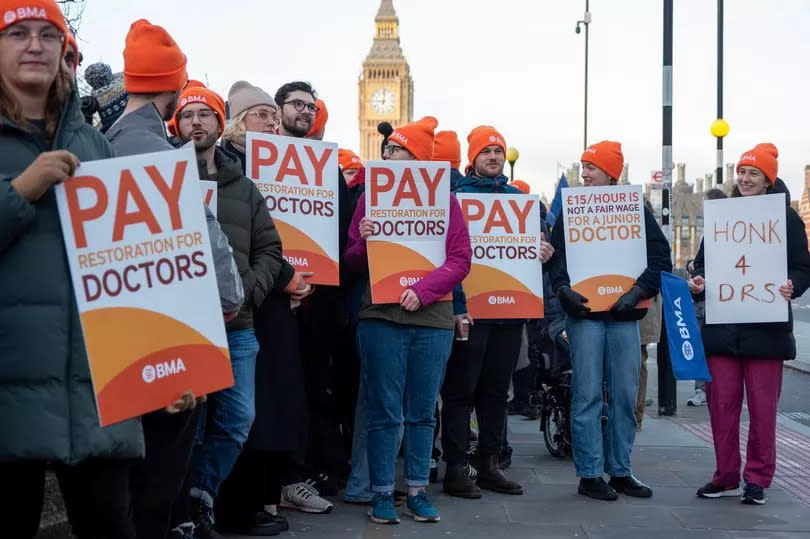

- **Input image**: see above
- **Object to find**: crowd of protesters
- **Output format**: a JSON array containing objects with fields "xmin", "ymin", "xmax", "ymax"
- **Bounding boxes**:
[{"xmin": 2, "ymin": 3, "xmax": 809, "ymax": 538}]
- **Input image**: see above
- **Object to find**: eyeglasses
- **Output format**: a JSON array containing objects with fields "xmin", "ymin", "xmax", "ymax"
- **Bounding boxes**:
[
  {"xmin": 383, "ymin": 144, "xmax": 409, "ymax": 156},
  {"xmin": 0, "ymin": 26, "xmax": 63, "ymax": 49},
  {"xmin": 283, "ymin": 99, "xmax": 319, "ymax": 114},
  {"xmin": 245, "ymin": 109, "xmax": 278, "ymax": 122},
  {"xmin": 178, "ymin": 109, "xmax": 218, "ymax": 122}
]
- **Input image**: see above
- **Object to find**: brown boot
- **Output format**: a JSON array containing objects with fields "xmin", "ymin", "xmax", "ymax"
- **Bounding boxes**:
[{"xmin": 476, "ymin": 454, "xmax": 523, "ymax": 495}]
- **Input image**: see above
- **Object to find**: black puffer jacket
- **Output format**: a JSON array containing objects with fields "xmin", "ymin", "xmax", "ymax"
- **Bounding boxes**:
[
  {"xmin": 694, "ymin": 181, "xmax": 810, "ymax": 360},
  {"xmin": 209, "ymin": 147, "xmax": 284, "ymax": 329}
]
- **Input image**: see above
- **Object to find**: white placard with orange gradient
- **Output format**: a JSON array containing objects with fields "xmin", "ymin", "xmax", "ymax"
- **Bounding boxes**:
[
  {"xmin": 458, "ymin": 194, "xmax": 544, "ymax": 319},
  {"xmin": 200, "ymin": 180, "xmax": 217, "ymax": 214},
  {"xmin": 246, "ymin": 132, "xmax": 339, "ymax": 285},
  {"xmin": 365, "ymin": 160, "xmax": 450, "ymax": 304},
  {"xmin": 562, "ymin": 185, "xmax": 648, "ymax": 312},
  {"xmin": 54, "ymin": 146, "xmax": 232, "ymax": 427}
]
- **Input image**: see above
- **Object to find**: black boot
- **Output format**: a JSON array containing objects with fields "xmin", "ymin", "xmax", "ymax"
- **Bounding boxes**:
[
  {"xmin": 608, "ymin": 475, "xmax": 653, "ymax": 498},
  {"xmin": 578, "ymin": 477, "xmax": 618, "ymax": 501},
  {"xmin": 476, "ymin": 454, "xmax": 523, "ymax": 495},
  {"xmin": 443, "ymin": 463, "xmax": 482, "ymax": 499},
  {"xmin": 190, "ymin": 496, "xmax": 225, "ymax": 539}
]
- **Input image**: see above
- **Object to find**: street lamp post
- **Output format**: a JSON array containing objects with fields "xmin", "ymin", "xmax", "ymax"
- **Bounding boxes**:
[
  {"xmin": 506, "ymin": 147, "xmax": 519, "ymax": 182},
  {"xmin": 576, "ymin": 1, "xmax": 591, "ymax": 150}
]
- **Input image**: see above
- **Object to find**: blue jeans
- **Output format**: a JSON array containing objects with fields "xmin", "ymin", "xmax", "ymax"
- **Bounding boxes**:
[
  {"xmin": 344, "ymin": 357, "xmax": 404, "ymax": 502},
  {"xmin": 190, "ymin": 328, "xmax": 258, "ymax": 497},
  {"xmin": 358, "ymin": 319, "xmax": 453, "ymax": 493},
  {"xmin": 566, "ymin": 317, "xmax": 640, "ymax": 478}
]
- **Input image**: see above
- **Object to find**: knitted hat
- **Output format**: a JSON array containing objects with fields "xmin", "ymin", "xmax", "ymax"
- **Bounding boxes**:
[
  {"xmin": 84, "ymin": 62, "xmax": 128, "ymax": 132},
  {"xmin": 581, "ymin": 140, "xmax": 624, "ymax": 181},
  {"xmin": 467, "ymin": 126, "xmax": 506, "ymax": 165},
  {"xmin": 0, "ymin": 0, "xmax": 66, "ymax": 35},
  {"xmin": 123, "ymin": 19, "xmax": 187, "ymax": 93},
  {"xmin": 338, "ymin": 149, "xmax": 363, "ymax": 171},
  {"xmin": 388, "ymin": 116, "xmax": 439, "ymax": 161},
  {"xmin": 307, "ymin": 99, "xmax": 328, "ymax": 137},
  {"xmin": 173, "ymin": 85, "xmax": 227, "ymax": 136},
  {"xmin": 510, "ymin": 180, "xmax": 530, "ymax": 194},
  {"xmin": 434, "ymin": 130, "xmax": 461, "ymax": 169},
  {"xmin": 227, "ymin": 80, "xmax": 277, "ymax": 120},
  {"xmin": 737, "ymin": 143, "xmax": 778, "ymax": 184}
]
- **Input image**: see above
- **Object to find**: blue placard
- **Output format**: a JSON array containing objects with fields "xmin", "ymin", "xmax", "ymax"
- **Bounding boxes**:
[{"xmin": 660, "ymin": 272, "xmax": 711, "ymax": 381}]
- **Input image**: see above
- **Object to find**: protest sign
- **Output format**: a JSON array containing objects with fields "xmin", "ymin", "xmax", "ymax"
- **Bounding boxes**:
[
  {"xmin": 246, "ymin": 132, "xmax": 339, "ymax": 285},
  {"xmin": 458, "ymin": 193, "xmax": 544, "ymax": 318},
  {"xmin": 561, "ymin": 184, "xmax": 648, "ymax": 312},
  {"xmin": 661, "ymin": 272, "xmax": 710, "ymax": 381},
  {"xmin": 54, "ymin": 146, "xmax": 232, "ymax": 426},
  {"xmin": 200, "ymin": 180, "xmax": 217, "ymax": 214},
  {"xmin": 704, "ymin": 194, "xmax": 788, "ymax": 324},
  {"xmin": 365, "ymin": 160, "xmax": 450, "ymax": 304}
]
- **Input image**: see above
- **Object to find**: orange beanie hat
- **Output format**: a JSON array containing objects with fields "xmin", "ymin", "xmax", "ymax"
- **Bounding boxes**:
[
  {"xmin": 434, "ymin": 130, "xmax": 461, "ymax": 169},
  {"xmin": 173, "ymin": 85, "xmax": 227, "ymax": 137},
  {"xmin": 338, "ymin": 149, "xmax": 363, "ymax": 172},
  {"xmin": 389, "ymin": 116, "xmax": 439, "ymax": 161},
  {"xmin": 737, "ymin": 143, "xmax": 778, "ymax": 184},
  {"xmin": 581, "ymin": 140, "xmax": 624, "ymax": 181},
  {"xmin": 0, "ymin": 0, "xmax": 66, "ymax": 34},
  {"xmin": 123, "ymin": 19, "xmax": 187, "ymax": 93},
  {"xmin": 307, "ymin": 99, "xmax": 328, "ymax": 137},
  {"xmin": 65, "ymin": 31, "xmax": 79, "ymax": 68},
  {"xmin": 467, "ymin": 126, "xmax": 506, "ymax": 165},
  {"xmin": 510, "ymin": 180, "xmax": 531, "ymax": 194}
]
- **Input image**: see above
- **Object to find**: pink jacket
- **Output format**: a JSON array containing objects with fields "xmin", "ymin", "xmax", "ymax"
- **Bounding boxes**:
[{"xmin": 344, "ymin": 194, "xmax": 472, "ymax": 307}]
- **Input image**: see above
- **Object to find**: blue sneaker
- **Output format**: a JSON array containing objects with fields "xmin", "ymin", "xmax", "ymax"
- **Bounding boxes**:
[
  {"xmin": 404, "ymin": 491, "xmax": 440, "ymax": 523},
  {"xmin": 368, "ymin": 493, "xmax": 400, "ymax": 524}
]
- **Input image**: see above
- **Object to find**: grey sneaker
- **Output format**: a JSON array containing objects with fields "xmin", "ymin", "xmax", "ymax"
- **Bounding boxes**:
[
  {"xmin": 687, "ymin": 389, "xmax": 707, "ymax": 406},
  {"xmin": 280, "ymin": 482, "xmax": 334, "ymax": 514}
]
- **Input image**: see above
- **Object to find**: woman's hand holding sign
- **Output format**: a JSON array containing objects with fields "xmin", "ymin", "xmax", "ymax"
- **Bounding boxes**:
[
  {"xmin": 539, "ymin": 232, "xmax": 554, "ymax": 264},
  {"xmin": 359, "ymin": 217, "xmax": 375, "ymax": 240},
  {"xmin": 12, "ymin": 150, "xmax": 80, "ymax": 202},
  {"xmin": 688, "ymin": 275, "xmax": 705, "ymax": 295},
  {"xmin": 779, "ymin": 279, "xmax": 794, "ymax": 301},
  {"xmin": 400, "ymin": 289, "xmax": 422, "ymax": 311}
]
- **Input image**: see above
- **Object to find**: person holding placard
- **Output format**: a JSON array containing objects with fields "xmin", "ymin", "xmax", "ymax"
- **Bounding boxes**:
[
  {"xmin": 345, "ymin": 116, "xmax": 472, "ymax": 524},
  {"xmin": 441, "ymin": 125, "xmax": 553, "ymax": 499},
  {"xmin": 547, "ymin": 141, "xmax": 671, "ymax": 501},
  {"xmin": 0, "ymin": 3, "xmax": 142, "ymax": 536},
  {"xmin": 689, "ymin": 144, "xmax": 810, "ymax": 505}
]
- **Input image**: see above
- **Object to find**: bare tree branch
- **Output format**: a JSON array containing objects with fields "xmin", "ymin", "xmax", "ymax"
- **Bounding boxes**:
[{"xmin": 57, "ymin": 0, "xmax": 87, "ymax": 33}]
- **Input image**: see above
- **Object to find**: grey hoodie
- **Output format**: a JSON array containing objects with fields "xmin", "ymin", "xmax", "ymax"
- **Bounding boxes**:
[{"xmin": 107, "ymin": 103, "xmax": 244, "ymax": 313}]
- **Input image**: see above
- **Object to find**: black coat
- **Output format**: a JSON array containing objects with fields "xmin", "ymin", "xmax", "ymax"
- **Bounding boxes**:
[{"xmin": 694, "ymin": 187, "xmax": 810, "ymax": 360}]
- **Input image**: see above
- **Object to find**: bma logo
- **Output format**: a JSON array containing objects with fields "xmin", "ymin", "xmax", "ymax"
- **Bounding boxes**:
[
  {"xmin": 741, "ymin": 153, "xmax": 757, "ymax": 162},
  {"xmin": 141, "ymin": 359, "xmax": 187, "ymax": 384},
  {"xmin": 390, "ymin": 132, "xmax": 408, "ymax": 145},
  {"xmin": 682, "ymin": 341, "xmax": 695, "ymax": 361},
  {"xmin": 181, "ymin": 95, "xmax": 208, "ymax": 107},
  {"xmin": 584, "ymin": 146, "xmax": 597, "ymax": 155},
  {"xmin": 399, "ymin": 276, "xmax": 421, "ymax": 287},
  {"xmin": 488, "ymin": 295, "xmax": 516, "ymax": 305},
  {"xmin": 597, "ymin": 285, "xmax": 625, "ymax": 295},
  {"xmin": 672, "ymin": 296, "xmax": 695, "ymax": 360},
  {"xmin": 4, "ymin": 7, "xmax": 47, "ymax": 24}
]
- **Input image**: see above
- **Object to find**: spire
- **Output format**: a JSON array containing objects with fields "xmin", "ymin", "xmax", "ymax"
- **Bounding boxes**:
[{"xmin": 376, "ymin": 0, "xmax": 396, "ymax": 19}]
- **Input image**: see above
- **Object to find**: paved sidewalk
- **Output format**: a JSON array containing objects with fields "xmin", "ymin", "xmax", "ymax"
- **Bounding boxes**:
[{"xmin": 232, "ymin": 351, "xmax": 810, "ymax": 539}]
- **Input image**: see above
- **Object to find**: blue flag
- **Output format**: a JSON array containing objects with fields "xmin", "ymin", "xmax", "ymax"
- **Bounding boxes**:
[
  {"xmin": 547, "ymin": 174, "xmax": 568, "ymax": 228},
  {"xmin": 660, "ymin": 272, "xmax": 711, "ymax": 381}
]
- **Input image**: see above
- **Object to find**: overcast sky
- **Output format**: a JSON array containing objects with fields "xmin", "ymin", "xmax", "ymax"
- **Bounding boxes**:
[{"xmin": 72, "ymin": 0, "xmax": 810, "ymax": 200}]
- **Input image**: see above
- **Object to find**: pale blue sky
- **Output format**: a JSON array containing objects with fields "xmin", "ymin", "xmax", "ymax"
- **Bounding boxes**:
[{"xmin": 72, "ymin": 0, "xmax": 810, "ymax": 199}]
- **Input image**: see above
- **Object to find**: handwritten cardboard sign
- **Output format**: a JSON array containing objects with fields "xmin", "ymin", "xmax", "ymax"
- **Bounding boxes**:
[
  {"xmin": 54, "ymin": 146, "xmax": 232, "ymax": 426},
  {"xmin": 562, "ymin": 184, "xmax": 648, "ymax": 311},
  {"xmin": 704, "ymin": 194, "xmax": 788, "ymax": 324},
  {"xmin": 246, "ymin": 133, "xmax": 339, "ymax": 285},
  {"xmin": 364, "ymin": 160, "xmax": 450, "ymax": 304},
  {"xmin": 458, "ymin": 193, "xmax": 544, "ymax": 318}
]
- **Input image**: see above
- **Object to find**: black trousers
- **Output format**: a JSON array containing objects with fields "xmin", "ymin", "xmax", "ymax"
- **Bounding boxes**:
[
  {"xmin": 0, "ymin": 458, "xmax": 134, "ymax": 539},
  {"xmin": 441, "ymin": 323, "xmax": 523, "ymax": 464},
  {"xmin": 130, "ymin": 407, "xmax": 200, "ymax": 539},
  {"xmin": 216, "ymin": 450, "xmax": 290, "ymax": 526}
]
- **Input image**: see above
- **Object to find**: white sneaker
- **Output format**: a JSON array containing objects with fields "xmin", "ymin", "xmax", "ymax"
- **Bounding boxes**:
[
  {"xmin": 687, "ymin": 388, "xmax": 707, "ymax": 406},
  {"xmin": 280, "ymin": 482, "xmax": 334, "ymax": 514}
]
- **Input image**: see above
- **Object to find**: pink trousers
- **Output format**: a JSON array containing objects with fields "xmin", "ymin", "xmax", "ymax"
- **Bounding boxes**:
[{"xmin": 704, "ymin": 355, "xmax": 783, "ymax": 488}]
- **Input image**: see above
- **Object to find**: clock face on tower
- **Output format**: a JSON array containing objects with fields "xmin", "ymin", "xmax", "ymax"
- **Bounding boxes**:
[{"xmin": 370, "ymin": 87, "xmax": 396, "ymax": 115}]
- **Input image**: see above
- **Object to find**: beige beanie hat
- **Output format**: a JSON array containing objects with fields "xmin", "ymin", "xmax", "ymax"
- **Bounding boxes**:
[{"xmin": 227, "ymin": 80, "xmax": 278, "ymax": 119}]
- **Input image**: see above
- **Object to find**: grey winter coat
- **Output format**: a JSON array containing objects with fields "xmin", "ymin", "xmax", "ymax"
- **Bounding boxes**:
[{"xmin": 0, "ymin": 90, "xmax": 144, "ymax": 463}]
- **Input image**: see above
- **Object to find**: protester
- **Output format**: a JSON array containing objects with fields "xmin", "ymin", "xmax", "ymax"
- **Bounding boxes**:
[
  {"xmin": 0, "ymin": 3, "xmax": 143, "ymax": 537},
  {"xmin": 105, "ymin": 19, "xmax": 243, "ymax": 539},
  {"xmin": 221, "ymin": 80, "xmax": 280, "ymax": 162},
  {"xmin": 345, "ymin": 116, "xmax": 472, "ymax": 524},
  {"xmin": 306, "ymin": 98, "xmax": 327, "ymax": 139},
  {"xmin": 689, "ymin": 144, "xmax": 810, "ymax": 505},
  {"xmin": 172, "ymin": 84, "xmax": 286, "ymax": 537},
  {"xmin": 441, "ymin": 126, "xmax": 553, "ymax": 499},
  {"xmin": 83, "ymin": 62, "xmax": 128, "ymax": 132},
  {"xmin": 339, "ymin": 148, "xmax": 363, "ymax": 186},
  {"xmin": 433, "ymin": 130, "xmax": 463, "ymax": 189},
  {"xmin": 547, "ymin": 140, "xmax": 671, "ymax": 501}
]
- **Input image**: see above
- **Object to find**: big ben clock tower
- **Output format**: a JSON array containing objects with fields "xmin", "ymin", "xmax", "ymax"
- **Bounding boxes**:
[{"xmin": 358, "ymin": 0, "xmax": 414, "ymax": 161}]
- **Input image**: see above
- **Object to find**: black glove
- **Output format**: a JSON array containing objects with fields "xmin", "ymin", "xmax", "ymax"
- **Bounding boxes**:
[
  {"xmin": 557, "ymin": 286, "xmax": 591, "ymax": 316},
  {"xmin": 610, "ymin": 285, "xmax": 647, "ymax": 315}
]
